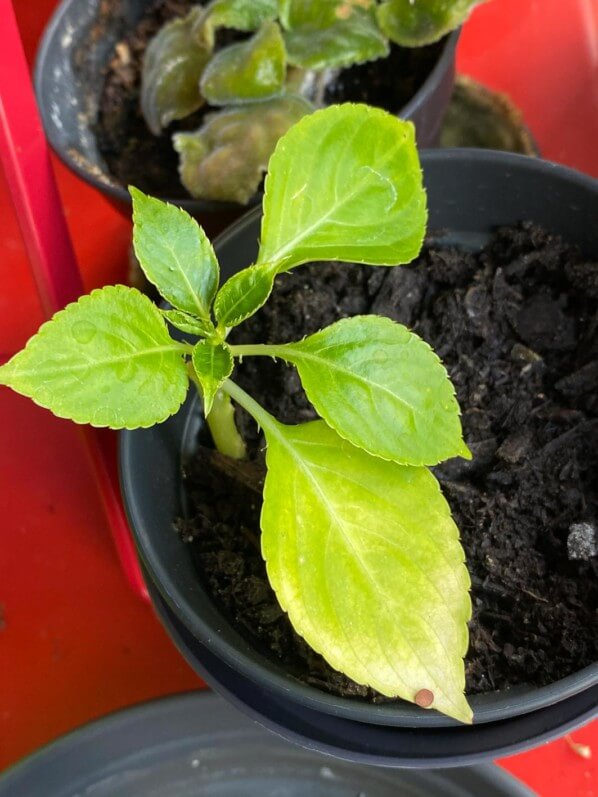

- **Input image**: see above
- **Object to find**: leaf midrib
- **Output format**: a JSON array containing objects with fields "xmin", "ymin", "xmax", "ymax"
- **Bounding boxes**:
[
  {"xmin": 279, "ymin": 344, "xmax": 417, "ymax": 417},
  {"xmin": 10, "ymin": 345, "xmax": 182, "ymax": 379},
  {"xmin": 157, "ymin": 235, "xmax": 210, "ymax": 319}
]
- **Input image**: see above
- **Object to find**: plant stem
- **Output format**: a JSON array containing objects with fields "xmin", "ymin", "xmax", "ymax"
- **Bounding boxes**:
[
  {"xmin": 187, "ymin": 363, "xmax": 246, "ymax": 460},
  {"xmin": 221, "ymin": 379, "xmax": 280, "ymax": 438},
  {"xmin": 207, "ymin": 390, "xmax": 247, "ymax": 460},
  {"xmin": 229, "ymin": 343, "xmax": 285, "ymax": 359}
]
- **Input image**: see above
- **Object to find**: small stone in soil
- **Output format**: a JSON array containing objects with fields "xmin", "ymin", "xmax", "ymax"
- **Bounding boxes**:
[{"xmin": 567, "ymin": 523, "xmax": 598, "ymax": 561}]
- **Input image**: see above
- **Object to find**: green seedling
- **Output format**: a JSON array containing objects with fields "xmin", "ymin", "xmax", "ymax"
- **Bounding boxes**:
[
  {"xmin": 0, "ymin": 104, "xmax": 473, "ymax": 722},
  {"xmin": 141, "ymin": 0, "xmax": 485, "ymax": 203}
]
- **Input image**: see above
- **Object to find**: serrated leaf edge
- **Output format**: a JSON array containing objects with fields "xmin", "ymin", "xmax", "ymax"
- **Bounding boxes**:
[
  {"xmin": 130, "ymin": 187, "xmax": 219, "ymax": 320},
  {"xmin": 258, "ymin": 103, "xmax": 426, "ymax": 270},
  {"xmin": 272, "ymin": 315, "xmax": 469, "ymax": 466},
  {"xmin": 0, "ymin": 286, "xmax": 189, "ymax": 430},
  {"xmin": 214, "ymin": 263, "xmax": 276, "ymax": 328},
  {"xmin": 260, "ymin": 421, "xmax": 472, "ymax": 722}
]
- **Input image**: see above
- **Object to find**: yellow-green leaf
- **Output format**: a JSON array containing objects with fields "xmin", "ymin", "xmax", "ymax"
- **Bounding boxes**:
[
  {"xmin": 0, "ymin": 287, "xmax": 188, "ymax": 429},
  {"xmin": 257, "ymin": 104, "xmax": 427, "ymax": 272},
  {"xmin": 281, "ymin": 0, "xmax": 388, "ymax": 70},
  {"xmin": 192, "ymin": 341, "xmax": 234, "ymax": 415},
  {"xmin": 193, "ymin": 0, "xmax": 279, "ymax": 48},
  {"xmin": 162, "ymin": 309, "xmax": 215, "ymax": 338},
  {"xmin": 201, "ymin": 21, "xmax": 287, "ymax": 106},
  {"xmin": 214, "ymin": 263, "xmax": 276, "ymax": 328},
  {"xmin": 269, "ymin": 316, "xmax": 470, "ymax": 465},
  {"xmin": 261, "ymin": 418, "xmax": 472, "ymax": 723},
  {"xmin": 131, "ymin": 188, "xmax": 219, "ymax": 321}
]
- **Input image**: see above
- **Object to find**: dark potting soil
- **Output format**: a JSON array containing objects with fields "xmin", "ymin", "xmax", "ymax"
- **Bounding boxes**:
[
  {"xmin": 95, "ymin": 0, "xmax": 445, "ymax": 198},
  {"xmin": 179, "ymin": 222, "xmax": 598, "ymax": 700}
]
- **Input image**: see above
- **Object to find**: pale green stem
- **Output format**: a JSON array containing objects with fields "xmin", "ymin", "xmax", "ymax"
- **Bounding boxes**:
[
  {"xmin": 187, "ymin": 363, "xmax": 246, "ymax": 460},
  {"xmin": 221, "ymin": 379, "xmax": 280, "ymax": 439},
  {"xmin": 228, "ymin": 343, "xmax": 287, "ymax": 359},
  {"xmin": 207, "ymin": 390, "xmax": 247, "ymax": 460}
]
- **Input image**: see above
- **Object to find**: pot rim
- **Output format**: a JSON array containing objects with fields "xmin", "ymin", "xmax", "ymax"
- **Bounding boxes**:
[
  {"xmin": 33, "ymin": 0, "xmax": 459, "ymax": 214},
  {"xmin": 0, "ymin": 690, "xmax": 537, "ymax": 792},
  {"xmin": 120, "ymin": 149, "xmax": 598, "ymax": 730},
  {"xmin": 148, "ymin": 569, "xmax": 597, "ymax": 768}
]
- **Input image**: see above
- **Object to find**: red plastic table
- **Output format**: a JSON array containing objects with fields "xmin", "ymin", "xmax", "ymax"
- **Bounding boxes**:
[{"xmin": 1, "ymin": 1, "xmax": 596, "ymax": 793}]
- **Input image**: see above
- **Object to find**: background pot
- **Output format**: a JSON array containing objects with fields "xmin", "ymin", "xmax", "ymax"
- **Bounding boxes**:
[
  {"xmin": 0, "ymin": 692, "xmax": 536, "ymax": 796},
  {"xmin": 120, "ymin": 150, "xmax": 598, "ymax": 761},
  {"xmin": 34, "ymin": 0, "xmax": 459, "ymax": 233}
]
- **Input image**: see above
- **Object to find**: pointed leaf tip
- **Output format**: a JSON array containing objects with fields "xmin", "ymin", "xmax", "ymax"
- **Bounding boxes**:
[{"xmin": 192, "ymin": 340, "xmax": 234, "ymax": 415}]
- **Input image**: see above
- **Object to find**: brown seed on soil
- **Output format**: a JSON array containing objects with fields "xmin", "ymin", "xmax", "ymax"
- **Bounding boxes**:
[{"xmin": 414, "ymin": 689, "xmax": 435, "ymax": 708}]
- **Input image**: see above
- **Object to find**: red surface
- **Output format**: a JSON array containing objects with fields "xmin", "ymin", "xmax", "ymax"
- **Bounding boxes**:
[
  {"xmin": 1, "ymin": 0, "xmax": 596, "ymax": 792},
  {"xmin": 0, "ymin": 0, "xmax": 148, "ymax": 603}
]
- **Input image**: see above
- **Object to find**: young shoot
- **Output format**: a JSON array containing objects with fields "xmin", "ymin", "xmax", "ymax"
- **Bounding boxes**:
[
  {"xmin": 141, "ymin": 0, "xmax": 485, "ymax": 203},
  {"xmin": 0, "ymin": 104, "xmax": 473, "ymax": 723}
]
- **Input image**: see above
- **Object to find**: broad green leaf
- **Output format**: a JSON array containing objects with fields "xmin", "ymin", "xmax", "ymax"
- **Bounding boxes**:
[
  {"xmin": 214, "ymin": 263, "xmax": 277, "ymax": 328},
  {"xmin": 377, "ymin": 0, "xmax": 483, "ymax": 47},
  {"xmin": 257, "ymin": 104, "xmax": 427, "ymax": 271},
  {"xmin": 131, "ymin": 187, "xmax": 219, "ymax": 321},
  {"xmin": 141, "ymin": 8, "xmax": 210, "ymax": 135},
  {"xmin": 270, "ymin": 316, "xmax": 469, "ymax": 465},
  {"xmin": 0, "ymin": 287, "xmax": 188, "ymax": 429},
  {"xmin": 200, "ymin": 21, "xmax": 287, "ymax": 106},
  {"xmin": 280, "ymin": 0, "xmax": 388, "ymax": 70},
  {"xmin": 261, "ymin": 419, "xmax": 472, "ymax": 723},
  {"xmin": 194, "ymin": 0, "xmax": 279, "ymax": 47},
  {"xmin": 173, "ymin": 96, "xmax": 313, "ymax": 204},
  {"xmin": 192, "ymin": 341, "xmax": 234, "ymax": 414},
  {"xmin": 162, "ymin": 309, "xmax": 215, "ymax": 338}
]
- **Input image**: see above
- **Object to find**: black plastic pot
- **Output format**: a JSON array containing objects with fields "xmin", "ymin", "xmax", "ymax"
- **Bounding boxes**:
[
  {"xmin": 34, "ymin": 0, "xmax": 458, "ymax": 229},
  {"xmin": 120, "ymin": 150, "xmax": 598, "ymax": 763},
  {"xmin": 0, "ymin": 692, "xmax": 535, "ymax": 797},
  {"xmin": 146, "ymin": 565, "xmax": 598, "ymax": 768}
]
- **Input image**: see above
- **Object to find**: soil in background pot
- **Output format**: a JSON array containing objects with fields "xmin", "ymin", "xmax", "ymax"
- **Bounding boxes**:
[
  {"xmin": 178, "ymin": 222, "xmax": 598, "ymax": 700},
  {"xmin": 95, "ymin": 0, "xmax": 444, "ymax": 198}
]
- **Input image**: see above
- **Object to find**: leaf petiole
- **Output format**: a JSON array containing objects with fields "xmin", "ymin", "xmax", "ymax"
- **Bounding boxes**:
[
  {"xmin": 221, "ymin": 378, "xmax": 280, "ymax": 438},
  {"xmin": 228, "ymin": 343, "xmax": 283, "ymax": 360}
]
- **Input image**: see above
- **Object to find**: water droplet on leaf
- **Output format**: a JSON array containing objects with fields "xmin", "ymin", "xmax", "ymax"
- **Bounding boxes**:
[
  {"xmin": 72, "ymin": 321, "xmax": 96, "ymax": 344},
  {"xmin": 115, "ymin": 359, "xmax": 135, "ymax": 383}
]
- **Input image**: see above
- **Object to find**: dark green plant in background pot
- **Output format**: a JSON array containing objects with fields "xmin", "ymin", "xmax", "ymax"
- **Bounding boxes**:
[{"xmin": 141, "ymin": 0, "xmax": 484, "ymax": 203}]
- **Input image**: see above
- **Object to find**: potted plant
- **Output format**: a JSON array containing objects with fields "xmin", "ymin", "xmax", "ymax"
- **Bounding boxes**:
[
  {"xmin": 35, "ymin": 0, "xmax": 480, "ymax": 228},
  {"xmin": 2, "ymin": 105, "xmax": 597, "ymax": 764}
]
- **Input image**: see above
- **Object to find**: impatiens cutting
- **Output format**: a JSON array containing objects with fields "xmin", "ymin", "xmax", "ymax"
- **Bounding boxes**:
[{"xmin": 0, "ymin": 104, "xmax": 473, "ymax": 722}]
